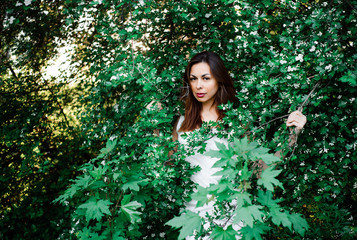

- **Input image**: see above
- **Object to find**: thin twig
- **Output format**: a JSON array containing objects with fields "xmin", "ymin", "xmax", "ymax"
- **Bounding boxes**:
[
  {"xmin": 255, "ymin": 114, "xmax": 290, "ymax": 130},
  {"xmin": 297, "ymin": 81, "xmax": 320, "ymax": 112}
]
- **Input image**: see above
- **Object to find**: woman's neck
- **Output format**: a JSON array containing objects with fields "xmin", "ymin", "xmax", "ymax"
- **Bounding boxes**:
[{"xmin": 201, "ymin": 103, "xmax": 219, "ymax": 122}]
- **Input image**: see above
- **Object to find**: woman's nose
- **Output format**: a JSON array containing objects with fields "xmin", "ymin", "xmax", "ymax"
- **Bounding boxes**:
[{"xmin": 196, "ymin": 79, "xmax": 203, "ymax": 89}]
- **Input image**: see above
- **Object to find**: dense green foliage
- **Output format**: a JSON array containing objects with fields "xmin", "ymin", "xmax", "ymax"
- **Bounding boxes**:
[{"xmin": 1, "ymin": 0, "xmax": 356, "ymax": 239}]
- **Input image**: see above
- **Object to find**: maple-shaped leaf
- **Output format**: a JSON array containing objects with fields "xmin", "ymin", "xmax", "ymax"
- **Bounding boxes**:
[
  {"xmin": 240, "ymin": 223, "xmax": 271, "ymax": 240},
  {"xmin": 78, "ymin": 198, "xmax": 113, "ymax": 222},
  {"xmin": 250, "ymin": 145, "xmax": 270, "ymax": 155},
  {"xmin": 207, "ymin": 180, "xmax": 235, "ymax": 201},
  {"xmin": 120, "ymin": 195, "xmax": 142, "ymax": 224},
  {"xmin": 257, "ymin": 167, "xmax": 283, "ymax": 191},
  {"xmin": 233, "ymin": 205, "xmax": 264, "ymax": 227},
  {"xmin": 230, "ymin": 192, "xmax": 252, "ymax": 208},
  {"xmin": 232, "ymin": 137, "xmax": 259, "ymax": 155},
  {"xmin": 53, "ymin": 184, "xmax": 77, "ymax": 203},
  {"xmin": 121, "ymin": 177, "xmax": 148, "ymax": 191},
  {"xmin": 270, "ymin": 207, "xmax": 292, "ymax": 230},
  {"xmin": 90, "ymin": 165, "xmax": 109, "ymax": 180},
  {"xmin": 206, "ymin": 141, "xmax": 235, "ymax": 167},
  {"xmin": 289, "ymin": 213, "xmax": 309, "ymax": 236},
  {"xmin": 97, "ymin": 139, "xmax": 117, "ymax": 158},
  {"xmin": 74, "ymin": 174, "xmax": 92, "ymax": 188},
  {"xmin": 256, "ymin": 190, "xmax": 282, "ymax": 209},
  {"xmin": 212, "ymin": 167, "xmax": 235, "ymax": 180},
  {"xmin": 165, "ymin": 211, "xmax": 203, "ymax": 240},
  {"xmin": 252, "ymin": 152, "xmax": 281, "ymax": 165},
  {"xmin": 250, "ymin": 145, "xmax": 281, "ymax": 165},
  {"xmin": 209, "ymin": 225, "xmax": 238, "ymax": 240},
  {"xmin": 191, "ymin": 185, "xmax": 210, "ymax": 207}
]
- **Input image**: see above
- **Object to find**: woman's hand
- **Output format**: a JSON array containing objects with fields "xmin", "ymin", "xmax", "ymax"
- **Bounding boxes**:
[
  {"xmin": 286, "ymin": 110, "xmax": 307, "ymax": 130},
  {"xmin": 286, "ymin": 110, "xmax": 307, "ymax": 146}
]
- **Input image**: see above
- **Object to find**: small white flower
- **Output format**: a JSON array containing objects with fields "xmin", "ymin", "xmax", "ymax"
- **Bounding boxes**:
[
  {"xmin": 325, "ymin": 64, "xmax": 332, "ymax": 71},
  {"xmin": 287, "ymin": 66, "xmax": 297, "ymax": 72},
  {"xmin": 127, "ymin": 27, "xmax": 133, "ymax": 32},
  {"xmin": 205, "ymin": 13, "xmax": 212, "ymax": 18},
  {"xmin": 15, "ymin": 2, "xmax": 22, "ymax": 6},
  {"xmin": 24, "ymin": 0, "xmax": 32, "ymax": 6},
  {"xmin": 309, "ymin": 46, "xmax": 316, "ymax": 52},
  {"xmin": 9, "ymin": 16, "xmax": 15, "ymax": 24},
  {"xmin": 280, "ymin": 60, "xmax": 287, "ymax": 64},
  {"xmin": 287, "ymin": 75, "xmax": 291, "ymax": 80},
  {"xmin": 296, "ymin": 54, "xmax": 304, "ymax": 62}
]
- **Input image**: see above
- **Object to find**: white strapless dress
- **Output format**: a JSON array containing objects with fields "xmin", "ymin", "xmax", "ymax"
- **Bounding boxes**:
[{"xmin": 176, "ymin": 116, "xmax": 242, "ymax": 240}]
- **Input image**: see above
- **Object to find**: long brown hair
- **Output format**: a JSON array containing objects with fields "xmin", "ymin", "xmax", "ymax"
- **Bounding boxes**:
[{"xmin": 179, "ymin": 51, "xmax": 238, "ymax": 132}]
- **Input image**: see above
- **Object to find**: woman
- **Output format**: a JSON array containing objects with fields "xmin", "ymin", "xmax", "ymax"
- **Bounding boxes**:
[{"xmin": 172, "ymin": 51, "xmax": 306, "ymax": 239}]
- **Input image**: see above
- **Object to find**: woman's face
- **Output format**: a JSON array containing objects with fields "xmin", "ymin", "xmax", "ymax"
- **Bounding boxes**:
[{"xmin": 189, "ymin": 62, "xmax": 219, "ymax": 107}]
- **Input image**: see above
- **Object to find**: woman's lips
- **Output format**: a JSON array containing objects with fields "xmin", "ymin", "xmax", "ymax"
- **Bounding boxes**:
[{"xmin": 196, "ymin": 93, "xmax": 206, "ymax": 98}]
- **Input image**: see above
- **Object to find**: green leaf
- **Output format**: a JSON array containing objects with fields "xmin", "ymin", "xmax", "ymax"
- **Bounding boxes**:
[
  {"xmin": 213, "ymin": 167, "xmax": 236, "ymax": 181},
  {"xmin": 53, "ymin": 185, "xmax": 78, "ymax": 203},
  {"xmin": 256, "ymin": 190, "xmax": 282, "ymax": 209},
  {"xmin": 210, "ymin": 225, "xmax": 238, "ymax": 240},
  {"xmin": 208, "ymin": 180, "xmax": 235, "ymax": 201},
  {"xmin": 120, "ymin": 195, "xmax": 142, "ymax": 224},
  {"xmin": 233, "ymin": 205, "xmax": 264, "ymax": 227},
  {"xmin": 78, "ymin": 198, "xmax": 113, "ymax": 221},
  {"xmin": 240, "ymin": 223, "xmax": 271, "ymax": 240},
  {"xmin": 230, "ymin": 192, "xmax": 252, "ymax": 208},
  {"xmin": 206, "ymin": 141, "xmax": 235, "ymax": 167},
  {"xmin": 122, "ymin": 177, "xmax": 148, "ymax": 191},
  {"xmin": 100, "ymin": 139, "xmax": 117, "ymax": 155},
  {"xmin": 90, "ymin": 165, "xmax": 109, "ymax": 180},
  {"xmin": 191, "ymin": 186, "xmax": 210, "ymax": 207},
  {"xmin": 249, "ymin": 145, "xmax": 281, "ymax": 165},
  {"xmin": 257, "ymin": 167, "xmax": 284, "ymax": 191},
  {"xmin": 74, "ymin": 174, "xmax": 92, "ymax": 188},
  {"xmin": 289, "ymin": 213, "xmax": 309, "ymax": 236},
  {"xmin": 339, "ymin": 71, "xmax": 357, "ymax": 87},
  {"xmin": 254, "ymin": 153, "xmax": 281, "ymax": 165},
  {"xmin": 270, "ymin": 207, "xmax": 292, "ymax": 230},
  {"xmin": 232, "ymin": 137, "xmax": 259, "ymax": 155},
  {"xmin": 165, "ymin": 211, "xmax": 203, "ymax": 240}
]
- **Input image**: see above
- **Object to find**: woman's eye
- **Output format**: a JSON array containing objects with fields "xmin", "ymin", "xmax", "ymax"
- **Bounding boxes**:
[
  {"xmin": 204, "ymin": 77, "xmax": 210, "ymax": 81},
  {"xmin": 190, "ymin": 78, "xmax": 197, "ymax": 81}
]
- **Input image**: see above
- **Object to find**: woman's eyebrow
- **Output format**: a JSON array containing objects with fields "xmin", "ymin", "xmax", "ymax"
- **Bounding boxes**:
[{"xmin": 190, "ymin": 73, "xmax": 210, "ymax": 77}]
